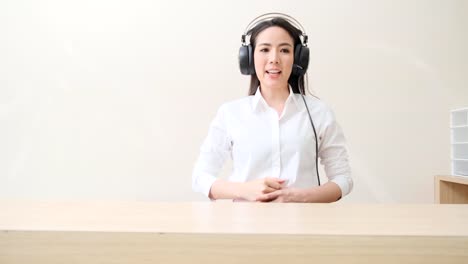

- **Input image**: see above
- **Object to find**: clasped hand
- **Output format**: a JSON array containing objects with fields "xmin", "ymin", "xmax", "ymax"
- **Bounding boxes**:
[{"xmin": 241, "ymin": 177, "xmax": 299, "ymax": 202}]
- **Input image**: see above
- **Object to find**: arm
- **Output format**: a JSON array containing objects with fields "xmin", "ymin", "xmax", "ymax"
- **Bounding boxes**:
[
  {"xmin": 292, "ymin": 181, "xmax": 343, "ymax": 203},
  {"xmin": 256, "ymin": 181, "xmax": 341, "ymax": 203},
  {"xmin": 192, "ymin": 106, "xmax": 231, "ymax": 197},
  {"xmin": 210, "ymin": 178, "xmax": 285, "ymax": 201},
  {"xmin": 317, "ymin": 108, "xmax": 353, "ymax": 198}
]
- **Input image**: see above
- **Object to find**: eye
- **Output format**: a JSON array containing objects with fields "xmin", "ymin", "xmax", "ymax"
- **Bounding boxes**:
[
  {"xmin": 259, "ymin": 48, "xmax": 269, "ymax": 52},
  {"xmin": 281, "ymin": 48, "xmax": 291, "ymax": 53}
]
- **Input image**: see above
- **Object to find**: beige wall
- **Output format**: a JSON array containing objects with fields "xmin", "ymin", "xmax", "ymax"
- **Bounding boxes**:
[{"xmin": 1, "ymin": 0, "xmax": 467, "ymax": 203}]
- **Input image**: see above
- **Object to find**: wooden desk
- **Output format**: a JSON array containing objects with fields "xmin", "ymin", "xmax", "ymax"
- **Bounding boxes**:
[
  {"xmin": 1, "ymin": 201, "xmax": 468, "ymax": 263},
  {"xmin": 435, "ymin": 175, "xmax": 468, "ymax": 203}
]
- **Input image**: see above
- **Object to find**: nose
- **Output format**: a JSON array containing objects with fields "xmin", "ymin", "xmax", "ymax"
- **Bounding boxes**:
[{"xmin": 268, "ymin": 49, "xmax": 279, "ymax": 64}]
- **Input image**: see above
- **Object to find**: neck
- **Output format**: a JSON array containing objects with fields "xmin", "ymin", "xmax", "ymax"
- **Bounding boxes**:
[{"xmin": 260, "ymin": 84, "xmax": 290, "ymax": 108}]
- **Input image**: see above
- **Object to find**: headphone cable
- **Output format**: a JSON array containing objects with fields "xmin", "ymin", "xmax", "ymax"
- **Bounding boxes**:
[{"xmin": 301, "ymin": 94, "xmax": 321, "ymax": 186}]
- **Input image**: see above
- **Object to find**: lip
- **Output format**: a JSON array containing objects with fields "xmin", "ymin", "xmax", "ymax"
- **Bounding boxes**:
[
  {"xmin": 265, "ymin": 69, "xmax": 282, "ymax": 79},
  {"xmin": 266, "ymin": 69, "xmax": 282, "ymax": 74}
]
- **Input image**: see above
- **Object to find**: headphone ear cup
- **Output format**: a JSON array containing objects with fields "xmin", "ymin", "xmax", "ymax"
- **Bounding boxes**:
[
  {"xmin": 239, "ymin": 45, "xmax": 255, "ymax": 75},
  {"xmin": 247, "ymin": 45, "xmax": 255, "ymax": 75},
  {"xmin": 293, "ymin": 44, "xmax": 310, "ymax": 76},
  {"xmin": 239, "ymin": 45, "xmax": 250, "ymax": 75}
]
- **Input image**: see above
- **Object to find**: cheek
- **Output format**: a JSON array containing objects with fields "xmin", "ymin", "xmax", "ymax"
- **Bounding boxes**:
[
  {"xmin": 254, "ymin": 54, "xmax": 265, "ymax": 73},
  {"xmin": 284, "ymin": 56, "xmax": 294, "ymax": 72},
  {"xmin": 286, "ymin": 55, "xmax": 294, "ymax": 65}
]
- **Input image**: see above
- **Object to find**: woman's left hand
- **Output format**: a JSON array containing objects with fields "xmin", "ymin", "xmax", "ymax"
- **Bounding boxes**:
[{"xmin": 256, "ymin": 188, "xmax": 308, "ymax": 203}]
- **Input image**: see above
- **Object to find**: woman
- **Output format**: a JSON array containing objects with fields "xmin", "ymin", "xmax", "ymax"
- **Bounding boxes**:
[{"xmin": 192, "ymin": 14, "xmax": 353, "ymax": 202}]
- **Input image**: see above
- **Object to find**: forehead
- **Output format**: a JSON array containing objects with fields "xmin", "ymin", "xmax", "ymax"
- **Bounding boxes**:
[{"xmin": 256, "ymin": 26, "xmax": 294, "ymax": 45}]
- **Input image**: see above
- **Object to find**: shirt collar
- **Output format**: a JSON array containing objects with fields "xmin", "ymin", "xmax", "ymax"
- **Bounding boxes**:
[
  {"xmin": 251, "ymin": 86, "xmax": 263, "ymax": 112},
  {"xmin": 251, "ymin": 85, "xmax": 301, "ymax": 113}
]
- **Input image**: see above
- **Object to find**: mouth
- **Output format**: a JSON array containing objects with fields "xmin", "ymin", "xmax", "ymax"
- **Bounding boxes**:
[{"xmin": 266, "ymin": 70, "xmax": 282, "ymax": 76}]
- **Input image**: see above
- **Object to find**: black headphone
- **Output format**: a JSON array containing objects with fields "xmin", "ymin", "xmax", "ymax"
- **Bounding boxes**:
[{"xmin": 239, "ymin": 13, "xmax": 310, "ymax": 77}]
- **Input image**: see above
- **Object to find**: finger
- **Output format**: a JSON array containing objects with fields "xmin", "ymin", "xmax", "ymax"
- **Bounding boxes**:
[
  {"xmin": 265, "ymin": 178, "xmax": 285, "ymax": 190},
  {"xmin": 257, "ymin": 190, "xmax": 280, "ymax": 202},
  {"xmin": 268, "ymin": 192, "xmax": 284, "ymax": 203},
  {"xmin": 271, "ymin": 197, "xmax": 282, "ymax": 203},
  {"xmin": 256, "ymin": 194, "xmax": 272, "ymax": 202},
  {"xmin": 262, "ymin": 186, "xmax": 276, "ymax": 194}
]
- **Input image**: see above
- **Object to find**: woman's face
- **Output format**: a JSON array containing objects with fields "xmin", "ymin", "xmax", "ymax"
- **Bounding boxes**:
[{"xmin": 254, "ymin": 26, "xmax": 294, "ymax": 91}]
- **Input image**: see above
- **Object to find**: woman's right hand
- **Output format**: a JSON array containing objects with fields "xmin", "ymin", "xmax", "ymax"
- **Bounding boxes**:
[{"xmin": 239, "ymin": 177, "xmax": 285, "ymax": 202}]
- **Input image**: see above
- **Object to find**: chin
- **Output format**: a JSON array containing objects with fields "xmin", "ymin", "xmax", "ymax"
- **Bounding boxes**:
[{"xmin": 262, "ymin": 80, "xmax": 288, "ymax": 89}]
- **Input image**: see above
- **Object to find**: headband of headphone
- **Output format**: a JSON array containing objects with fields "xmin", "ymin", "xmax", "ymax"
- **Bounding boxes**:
[{"xmin": 239, "ymin": 13, "xmax": 309, "ymax": 76}]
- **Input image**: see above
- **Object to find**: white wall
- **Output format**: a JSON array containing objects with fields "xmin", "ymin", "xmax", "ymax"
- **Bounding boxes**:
[{"xmin": 1, "ymin": 0, "xmax": 467, "ymax": 203}]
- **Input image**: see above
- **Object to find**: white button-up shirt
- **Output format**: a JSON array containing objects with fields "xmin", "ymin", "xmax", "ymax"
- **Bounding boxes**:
[{"xmin": 192, "ymin": 87, "xmax": 353, "ymax": 198}]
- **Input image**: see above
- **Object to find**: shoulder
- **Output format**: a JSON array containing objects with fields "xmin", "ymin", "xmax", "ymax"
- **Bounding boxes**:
[
  {"xmin": 217, "ymin": 96, "xmax": 254, "ymax": 114},
  {"xmin": 296, "ymin": 94, "xmax": 333, "ymax": 115},
  {"xmin": 294, "ymin": 94, "xmax": 339, "ymax": 130}
]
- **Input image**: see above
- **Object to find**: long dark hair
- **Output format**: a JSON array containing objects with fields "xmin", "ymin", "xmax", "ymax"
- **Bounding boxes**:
[{"xmin": 247, "ymin": 17, "xmax": 309, "ymax": 95}]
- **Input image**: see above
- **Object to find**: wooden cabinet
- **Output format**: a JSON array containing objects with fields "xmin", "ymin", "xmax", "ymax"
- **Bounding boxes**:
[{"xmin": 435, "ymin": 175, "xmax": 468, "ymax": 203}]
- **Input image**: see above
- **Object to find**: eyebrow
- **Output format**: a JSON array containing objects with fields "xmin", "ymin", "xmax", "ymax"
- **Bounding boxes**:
[{"xmin": 257, "ymin": 43, "xmax": 293, "ymax": 47}]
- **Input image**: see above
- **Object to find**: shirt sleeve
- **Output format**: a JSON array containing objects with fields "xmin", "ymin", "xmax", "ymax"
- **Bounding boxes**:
[
  {"xmin": 318, "ymin": 108, "xmax": 353, "ymax": 197},
  {"xmin": 192, "ymin": 105, "xmax": 232, "ymax": 197}
]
